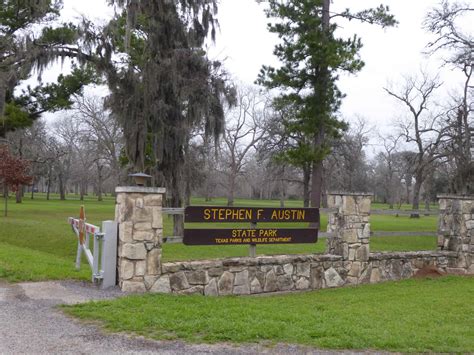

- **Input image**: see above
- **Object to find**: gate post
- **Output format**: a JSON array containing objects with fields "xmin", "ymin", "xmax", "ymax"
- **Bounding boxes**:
[
  {"xmin": 115, "ymin": 186, "xmax": 166, "ymax": 292},
  {"xmin": 101, "ymin": 220, "xmax": 118, "ymax": 289},
  {"xmin": 438, "ymin": 194, "xmax": 474, "ymax": 274},
  {"xmin": 326, "ymin": 192, "xmax": 373, "ymax": 284}
]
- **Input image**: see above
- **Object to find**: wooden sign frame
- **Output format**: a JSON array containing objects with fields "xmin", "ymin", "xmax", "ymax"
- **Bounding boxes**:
[{"xmin": 183, "ymin": 206, "xmax": 319, "ymax": 247}]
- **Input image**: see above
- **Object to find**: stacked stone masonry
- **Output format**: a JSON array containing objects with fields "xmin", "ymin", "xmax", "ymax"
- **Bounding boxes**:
[
  {"xmin": 115, "ymin": 189, "xmax": 474, "ymax": 294},
  {"xmin": 115, "ymin": 187, "xmax": 165, "ymax": 292},
  {"xmin": 157, "ymin": 255, "xmax": 345, "ymax": 296},
  {"xmin": 437, "ymin": 195, "xmax": 474, "ymax": 274}
]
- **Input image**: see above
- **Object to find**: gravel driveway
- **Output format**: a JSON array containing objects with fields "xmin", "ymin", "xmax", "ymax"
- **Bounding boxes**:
[{"xmin": 0, "ymin": 280, "xmax": 371, "ymax": 354}]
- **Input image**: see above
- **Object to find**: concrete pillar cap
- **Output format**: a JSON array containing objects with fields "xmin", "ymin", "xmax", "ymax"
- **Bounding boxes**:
[
  {"xmin": 437, "ymin": 194, "xmax": 474, "ymax": 200},
  {"xmin": 115, "ymin": 186, "xmax": 166, "ymax": 194},
  {"xmin": 327, "ymin": 191, "xmax": 374, "ymax": 197}
]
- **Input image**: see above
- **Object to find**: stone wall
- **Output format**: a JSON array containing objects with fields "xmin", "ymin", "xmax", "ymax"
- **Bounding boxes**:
[
  {"xmin": 146, "ymin": 250, "xmax": 463, "ymax": 295},
  {"xmin": 367, "ymin": 251, "xmax": 459, "ymax": 282},
  {"xmin": 155, "ymin": 255, "xmax": 345, "ymax": 295},
  {"xmin": 115, "ymin": 189, "xmax": 474, "ymax": 294}
]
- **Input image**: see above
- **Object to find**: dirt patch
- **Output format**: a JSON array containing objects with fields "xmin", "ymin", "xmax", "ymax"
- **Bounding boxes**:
[{"xmin": 414, "ymin": 266, "xmax": 445, "ymax": 278}]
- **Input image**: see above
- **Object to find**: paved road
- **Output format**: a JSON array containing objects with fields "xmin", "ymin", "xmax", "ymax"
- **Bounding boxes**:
[{"xmin": 0, "ymin": 280, "xmax": 372, "ymax": 354}]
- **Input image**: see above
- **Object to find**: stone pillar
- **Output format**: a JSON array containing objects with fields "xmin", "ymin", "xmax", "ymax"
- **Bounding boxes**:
[
  {"xmin": 115, "ymin": 186, "xmax": 165, "ymax": 292},
  {"xmin": 327, "ymin": 193, "xmax": 372, "ymax": 283},
  {"xmin": 438, "ymin": 195, "xmax": 474, "ymax": 274}
]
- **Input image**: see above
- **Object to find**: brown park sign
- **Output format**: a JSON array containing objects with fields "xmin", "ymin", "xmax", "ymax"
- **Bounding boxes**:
[
  {"xmin": 184, "ymin": 206, "xmax": 319, "ymax": 223},
  {"xmin": 183, "ymin": 228, "xmax": 318, "ymax": 245},
  {"xmin": 183, "ymin": 206, "xmax": 319, "ymax": 246}
]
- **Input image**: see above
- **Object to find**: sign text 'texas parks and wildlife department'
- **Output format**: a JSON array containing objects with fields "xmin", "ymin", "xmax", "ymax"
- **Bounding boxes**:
[{"xmin": 183, "ymin": 206, "xmax": 319, "ymax": 246}]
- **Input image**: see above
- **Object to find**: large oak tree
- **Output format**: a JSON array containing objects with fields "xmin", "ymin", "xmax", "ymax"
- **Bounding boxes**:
[{"xmin": 80, "ymin": 0, "xmax": 235, "ymax": 235}]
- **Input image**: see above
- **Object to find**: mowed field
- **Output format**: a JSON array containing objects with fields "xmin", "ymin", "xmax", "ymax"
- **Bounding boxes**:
[
  {"xmin": 1, "ymin": 194, "xmax": 473, "ymax": 352},
  {"xmin": 0, "ymin": 194, "xmax": 438, "ymax": 282},
  {"xmin": 64, "ymin": 276, "xmax": 474, "ymax": 353}
]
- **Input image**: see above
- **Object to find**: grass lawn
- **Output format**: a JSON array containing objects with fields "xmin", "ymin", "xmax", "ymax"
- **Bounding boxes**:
[
  {"xmin": 0, "ymin": 243, "xmax": 90, "ymax": 282},
  {"xmin": 0, "ymin": 194, "xmax": 438, "ymax": 281},
  {"xmin": 63, "ymin": 275, "xmax": 474, "ymax": 353},
  {"xmin": 161, "ymin": 235, "xmax": 437, "ymax": 262}
]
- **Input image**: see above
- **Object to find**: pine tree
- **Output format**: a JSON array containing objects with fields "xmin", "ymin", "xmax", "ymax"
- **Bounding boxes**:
[{"xmin": 258, "ymin": 0, "xmax": 396, "ymax": 207}]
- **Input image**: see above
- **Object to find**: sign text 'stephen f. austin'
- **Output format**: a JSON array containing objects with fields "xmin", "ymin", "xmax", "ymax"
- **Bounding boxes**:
[{"xmin": 184, "ymin": 206, "xmax": 319, "ymax": 223}]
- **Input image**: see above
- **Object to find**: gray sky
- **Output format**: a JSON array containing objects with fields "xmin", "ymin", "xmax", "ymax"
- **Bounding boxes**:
[{"xmin": 47, "ymin": 0, "xmax": 471, "ymax": 150}]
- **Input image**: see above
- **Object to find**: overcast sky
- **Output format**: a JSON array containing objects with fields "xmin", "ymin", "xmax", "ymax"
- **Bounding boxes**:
[{"xmin": 47, "ymin": 0, "xmax": 472, "ymax": 152}]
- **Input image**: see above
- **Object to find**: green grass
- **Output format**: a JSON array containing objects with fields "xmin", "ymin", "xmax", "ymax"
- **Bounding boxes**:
[
  {"xmin": 0, "ymin": 243, "xmax": 90, "ymax": 282},
  {"xmin": 370, "ymin": 236, "xmax": 437, "ymax": 252},
  {"xmin": 0, "ymin": 194, "xmax": 113, "ymax": 282},
  {"xmin": 0, "ymin": 194, "xmax": 438, "ymax": 280},
  {"xmin": 161, "ymin": 236, "xmax": 437, "ymax": 262},
  {"xmin": 63, "ymin": 276, "xmax": 474, "ymax": 352}
]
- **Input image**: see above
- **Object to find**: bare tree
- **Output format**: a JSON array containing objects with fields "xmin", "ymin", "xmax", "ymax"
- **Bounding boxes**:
[
  {"xmin": 220, "ymin": 86, "xmax": 270, "ymax": 206},
  {"xmin": 259, "ymin": 104, "xmax": 313, "ymax": 207},
  {"xmin": 75, "ymin": 96, "xmax": 124, "ymax": 200},
  {"xmin": 52, "ymin": 117, "xmax": 83, "ymax": 200},
  {"xmin": 384, "ymin": 72, "xmax": 447, "ymax": 215},
  {"xmin": 374, "ymin": 135, "xmax": 403, "ymax": 208},
  {"xmin": 425, "ymin": 1, "xmax": 473, "ymax": 193},
  {"xmin": 324, "ymin": 117, "xmax": 372, "ymax": 193},
  {"xmin": 424, "ymin": 0, "xmax": 473, "ymax": 67},
  {"xmin": 7, "ymin": 120, "xmax": 66, "ymax": 200}
]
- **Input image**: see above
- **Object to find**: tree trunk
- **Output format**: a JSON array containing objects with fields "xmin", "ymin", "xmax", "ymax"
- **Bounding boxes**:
[
  {"xmin": 0, "ymin": 74, "xmax": 6, "ymax": 132},
  {"xmin": 321, "ymin": 176, "xmax": 328, "ymax": 208},
  {"xmin": 31, "ymin": 180, "xmax": 35, "ymax": 200},
  {"xmin": 15, "ymin": 187, "xmax": 22, "ymax": 203},
  {"xmin": 15, "ymin": 137, "xmax": 24, "ymax": 204},
  {"xmin": 388, "ymin": 178, "xmax": 394, "ymax": 209},
  {"xmin": 424, "ymin": 198, "xmax": 430, "ymax": 211},
  {"xmin": 80, "ymin": 182, "xmax": 85, "ymax": 201},
  {"xmin": 411, "ymin": 172, "xmax": 423, "ymax": 218},
  {"xmin": 46, "ymin": 168, "xmax": 52, "ymax": 200},
  {"xmin": 279, "ymin": 178, "xmax": 286, "ymax": 208},
  {"xmin": 205, "ymin": 186, "xmax": 211, "ymax": 202},
  {"xmin": 171, "ymin": 184, "xmax": 184, "ymax": 238},
  {"xmin": 3, "ymin": 184, "xmax": 8, "ymax": 217},
  {"xmin": 97, "ymin": 164, "xmax": 103, "ymax": 202},
  {"xmin": 424, "ymin": 175, "xmax": 432, "ymax": 212},
  {"xmin": 405, "ymin": 174, "xmax": 412, "ymax": 205},
  {"xmin": 59, "ymin": 172, "xmax": 66, "ymax": 200},
  {"xmin": 227, "ymin": 173, "xmax": 235, "ymax": 207},
  {"xmin": 303, "ymin": 165, "xmax": 311, "ymax": 208},
  {"xmin": 310, "ymin": 160, "xmax": 323, "ymax": 208},
  {"xmin": 309, "ymin": 0, "xmax": 330, "ymax": 209}
]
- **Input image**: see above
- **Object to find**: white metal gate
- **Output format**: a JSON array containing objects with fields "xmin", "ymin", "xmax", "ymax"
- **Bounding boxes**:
[{"xmin": 68, "ymin": 206, "xmax": 117, "ymax": 289}]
